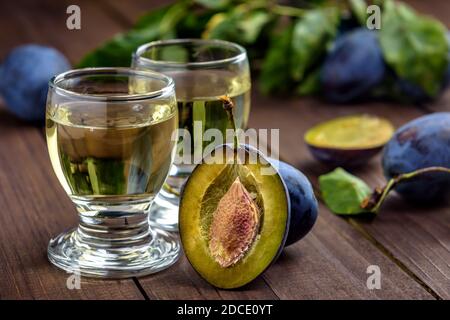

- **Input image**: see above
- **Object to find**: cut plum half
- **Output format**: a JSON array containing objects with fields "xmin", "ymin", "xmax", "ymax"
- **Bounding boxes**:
[
  {"xmin": 304, "ymin": 114, "xmax": 395, "ymax": 167},
  {"xmin": 179, "ymin": 144, "xmax": 290, "ymax": 289}
]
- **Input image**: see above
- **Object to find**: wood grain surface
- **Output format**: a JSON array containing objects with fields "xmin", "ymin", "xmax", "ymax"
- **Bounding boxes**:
[{"xmin": 0, "ymin": 0, "xmax": 448, "ymax": 299}]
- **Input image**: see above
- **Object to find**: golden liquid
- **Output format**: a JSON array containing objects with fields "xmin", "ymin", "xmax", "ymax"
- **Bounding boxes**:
[
  {"xmin": 172, "ymin": 70, "xmax": 251, "ymax": 156},
  {"xmin": 46, "ymin": 102, "xmax": 177, "ymax": 202}
]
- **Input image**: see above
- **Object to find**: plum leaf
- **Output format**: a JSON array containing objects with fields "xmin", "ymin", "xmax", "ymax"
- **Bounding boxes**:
[
  {"xmin": 194, "ymin": 0, "xmax": 230, "ymax": 9},
  {"xmin": 348, "ymin": 0, "xmax": 367, "ymax": 25},
  {"xmin": 259, "ymin": 26, "xmax": 293, "ymax": 94},
  {"xmin": 319, "ymin": 167, "xmax": 371, "ymax": 215},
  {"xmin": 297, "ymin": 67, "xmax": 321, "ymax": 96},
  {"xmin": 379, "ymin": 0, "xmax": 448, "ymax": 97},
  {"xmin": 290, "ymin": 7, "xmax": 339, "ymax": 81},
  {"xmin": 203, "ymin": 8, "xmax": 271, "ymax": 45},
  {"xmin": 238, "ymin": 11, "xmax": 271, "ymax": 44}
]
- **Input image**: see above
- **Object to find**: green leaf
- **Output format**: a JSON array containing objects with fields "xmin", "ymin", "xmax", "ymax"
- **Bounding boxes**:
[
  {"xmin": 133, "ymin": 5, "xmax": 170, "ymax": 30},
  {"xmin": 238, "ymin": 11, "xmax": 272, "ymax": 44},
  {"xmin": 175, "ymin": 10, "xmax": 216, "ymax": 38},
  {"xmin": 290, "ymin": 8, "xmax": 339, "ymax": 81},
  {"xmin": 348, "ymin": 0, "xmax": 367, "ymax": 25},
  {"xmin": 158, "ymin": 2, "xmax": 190, "ymax": 35},
  {"xmin": 77, "ymin": 5, "xmax": 171, "ymax": 67},
  {"xmin": 204, "ymin": 8, "xmax": 271, "ymax": 45},
  {"xmin": 297, "ymin": 67, "xmax": 321, "ymax": 96},
  {"xmin": 319, "ymin": 168, "xmax": 372, "ymax": 215},
  {"xmin": 203, "ymin": 12, "xmax": 240, "ymax": 41},
  {"xmin": 259, "ymin": 26, "xmax": 293, "ymax": 94},
  {"xmin": 379, "ymin": 0, "xmax": 448, "ymax": 96},
  {"xmin": 194, "ymin": 0, "xmax": 230, "ymax": 9}
]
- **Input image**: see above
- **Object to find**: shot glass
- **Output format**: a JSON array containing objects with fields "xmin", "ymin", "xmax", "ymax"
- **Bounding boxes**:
[{"xmin": 46, "ymin": 67, "xmax": 180, "ymax": 278}]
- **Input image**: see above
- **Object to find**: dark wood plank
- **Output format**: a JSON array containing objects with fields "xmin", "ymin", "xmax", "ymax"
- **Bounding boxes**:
[
  {"xmin": 427, "ymin": 89, "xmax": 450, "ymax": 113},
  {"xmin": 355, "ymin": 196, "xmax": 450, "ymax": 299},
  {"xmin": 0, "ymin": 109, "xmax": 144, "ymax": 299},
  {"xmin": 249, "ymin": 93, "xmax": 445, "ymax": 299},
  {"xmin": 264, "ymin": 204, "xmax": 433, "ymax": 299},
  {"xmin": 137, "ymin": 251, "xmax": 279, "ymax": 300},
  {"xmin": 0, "ymin": 0, "xmax": 149, "ymax": 300},
  {"xmin": 405, "ymin": 0, "xmax": 450, "ymax": 28},
  {"xmin": 0, "ymin": 0, "xmax": 127, "ymax": 63}
]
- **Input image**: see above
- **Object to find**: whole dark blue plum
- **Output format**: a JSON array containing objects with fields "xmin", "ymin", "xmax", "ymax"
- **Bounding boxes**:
[
  {"xmin": 0, "ymin": 44, "xmax": 70, "ymax": 122},
  {"xmin": 272, "ymin": 159, "xmax": 319, "ymax": 246},
  {"xmin": 321, "ymin": 28, "xmax": 385, "ymax": 103},
  {"xmin": 382, "ymin": 112, "xmax": 450, "ymax": 203}
]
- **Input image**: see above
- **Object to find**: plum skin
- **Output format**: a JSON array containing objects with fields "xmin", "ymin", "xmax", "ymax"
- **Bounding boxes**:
[
  {"xmin": 307, "ymin": 144, "xmax": 382, "ymax": 168},
  {"xmin": 0, "ymin": 44, "xmax": 70, "ymax": 122},
  {"xmin": 320, "ymin": 28, "xmax": 385, "ymax": 103},
  {"xmin": 382, "ymin": 112, "xmax": 450, "ymax": 203},
  {"xmin": 272, "ymin": 159, "xmax": 319, "ymax": 246}
]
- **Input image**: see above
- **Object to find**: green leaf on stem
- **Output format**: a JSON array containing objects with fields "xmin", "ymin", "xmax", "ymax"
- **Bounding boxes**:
[
  {"xmin": 239, "ymin": 11, "xmax": 272, "ymax": 44},
  {"xmin": 158, "ymin": 2, "xmax": 190, "ymax": 36},
  {"xmin": 194, "ymin": 0, "xmax": 231, "ymax": 10},
  {"xmin": 348, "ymin": 0, "xmax": 367, "ymax": 25},
  {"xmin": 290, "ymin": 7, "xmax": 339, "ymax": 81},
  {"xmin": 379, "ymin": 0, "xmax": 448, "ymax": 97},
  {"xmin": 321, "ymin": 166, "xmax": 450, "ymax": 216},
  {"xmin": 203, "ymin": 7, "xmax": 271, "ymax": 45},
  {"xmin": 297, "ymin": 67, "xmax": 321, "ymax": 96},
  {"xmin": 259, "ymin": 26, "xmax": 293, "ymax": 94},
  {"xmin": 319, "ymin": 167, "xmax": 372, "ymax": 215}
]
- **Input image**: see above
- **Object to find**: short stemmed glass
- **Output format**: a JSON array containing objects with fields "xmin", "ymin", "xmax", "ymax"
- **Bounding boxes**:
[
  {"xmin": 46, "ymin": 67, "xmax": 180, "ymax": 278},
  {"xmin": 132, "ymin": 39, "xmax": 251, "ymax": 231}
]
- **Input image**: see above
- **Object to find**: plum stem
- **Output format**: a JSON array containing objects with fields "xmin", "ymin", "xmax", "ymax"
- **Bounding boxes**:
[
  {"xmin": 162, "ymin": 182, "xmax": 180, "ymax": 197},
  {"xmin": 361, "ymin": 166, "xmax": 450, "ymax": 213},
  {"xmin": 220, "ymin": 95, "xmax": 239, "ymax": 150}
]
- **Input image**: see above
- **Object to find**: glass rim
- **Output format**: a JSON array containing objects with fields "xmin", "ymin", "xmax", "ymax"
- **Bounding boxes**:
[
  {"xmin": 133, "ymin": 38, "xmax": 247, "ymax": 68},
  {"xmin": 48, "ymin": 67, "xmax": 175, "ymax": 102}
]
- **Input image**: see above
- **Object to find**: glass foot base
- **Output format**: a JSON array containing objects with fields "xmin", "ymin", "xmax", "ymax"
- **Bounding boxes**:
[
  {"xmin": 48, "ymin": 226, "xmax": 180, "ymax": 279},
  {"xmin": 149, "ymin": 192, "xmax": 180, "ymax": 232}
]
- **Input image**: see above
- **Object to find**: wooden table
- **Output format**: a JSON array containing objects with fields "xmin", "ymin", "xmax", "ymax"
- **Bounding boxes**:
[{"xmin": 0, "ymin": 0, "xmax": 449, "ymax": 300}]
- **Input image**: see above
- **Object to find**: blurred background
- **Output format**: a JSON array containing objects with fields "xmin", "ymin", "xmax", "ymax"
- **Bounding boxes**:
[{"xmin": 0, "ymin": 0, "xmax": 449, "ymax": 125}]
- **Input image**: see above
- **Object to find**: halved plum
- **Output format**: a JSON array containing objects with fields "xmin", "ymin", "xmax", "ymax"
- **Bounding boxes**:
[
  {"xmin": 179, "ymin": 144, "xmax": 290, "ymax": 289},
  {"xmin": 305, "ymin": 114, "xmax": 394, "ymax": 167}
]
